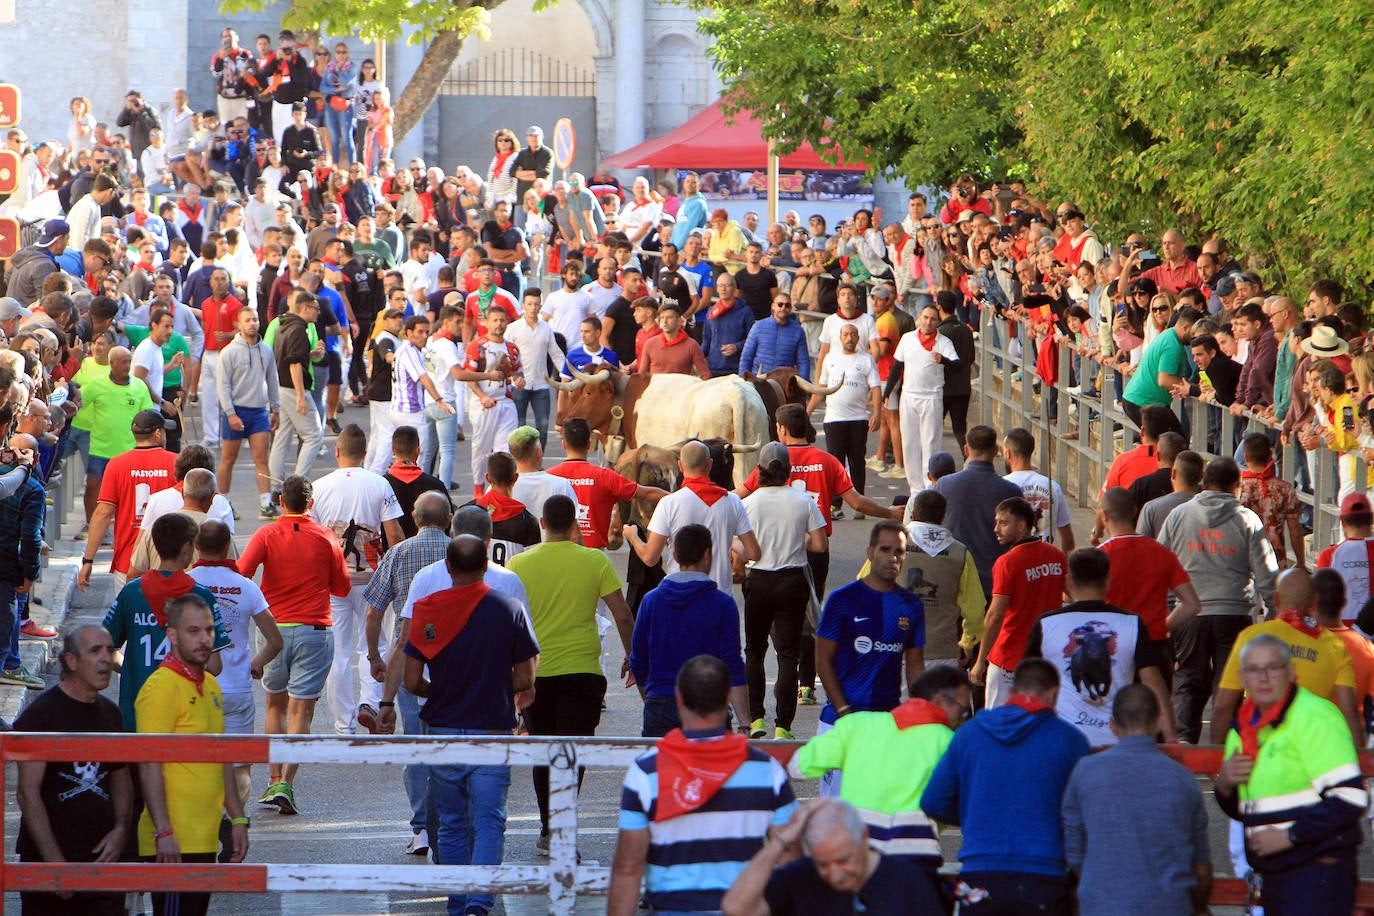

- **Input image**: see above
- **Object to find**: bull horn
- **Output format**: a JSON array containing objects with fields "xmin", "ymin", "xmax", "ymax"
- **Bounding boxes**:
[
  {"xmin": 546, "ymin": 374, "xmax": 584, "ymax": 391},
  {"xmin": 569, "ymin": 364, "xmax": 611, "ymax": 385},
  {"xmin": 795, "ymin": 373, "xmax": 844, "ymax": 396},
  {"xmin": 730, "ymin": 439, "xmax": 764, "ymax": 454}
]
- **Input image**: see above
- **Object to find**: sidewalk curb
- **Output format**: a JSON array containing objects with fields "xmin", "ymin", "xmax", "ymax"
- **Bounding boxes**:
[{"xmin": 0, "ymin": 556, "xmax": 79, "ymax": 725}]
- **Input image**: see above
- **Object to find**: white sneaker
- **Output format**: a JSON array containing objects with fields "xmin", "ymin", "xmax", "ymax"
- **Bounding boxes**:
[
  {"xmin": 405, "ymin": 831, "xmax": 429, "ymax": 855},
  {"xmin": 865, "ymin": 456, "xmax": 887, "ymax": 471}
]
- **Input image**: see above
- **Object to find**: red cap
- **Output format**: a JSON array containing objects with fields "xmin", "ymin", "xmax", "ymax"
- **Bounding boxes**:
[{"xmin": 1341, "ymin": 492, "xmax": 1371, "ymax": 518}]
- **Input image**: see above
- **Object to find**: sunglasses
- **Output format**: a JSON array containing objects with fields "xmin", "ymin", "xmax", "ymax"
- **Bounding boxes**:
[
  {"xmin": 775, "ymin": 301, "xmax": 793, "ymax": 309},
  {"xmin": 1151, "ymin": 305, "xmax": 1171, "ymax": 313}
]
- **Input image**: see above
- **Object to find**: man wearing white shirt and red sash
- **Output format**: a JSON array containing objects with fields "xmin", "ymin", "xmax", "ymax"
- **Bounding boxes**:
[
  {"xmin": 884, "ymin": 304, "xmax": 960, "ymax": 494},
  {"xmin": 460, "ymin": 308, "xmax": 525, "ymax": 497}
]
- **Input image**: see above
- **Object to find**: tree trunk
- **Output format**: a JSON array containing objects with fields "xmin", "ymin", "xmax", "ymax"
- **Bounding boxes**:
[{"xmin": 392, "ymin": 29, "xmax": 468, "ymax": 144}]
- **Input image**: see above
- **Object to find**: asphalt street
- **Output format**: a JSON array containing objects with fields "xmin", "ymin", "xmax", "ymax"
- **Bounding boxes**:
[{"xmin": 5, "ymin": 401, "xmax": 1354, "ymax": 914}]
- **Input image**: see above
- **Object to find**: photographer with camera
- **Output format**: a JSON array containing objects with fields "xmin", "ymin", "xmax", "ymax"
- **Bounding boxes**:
[
  {"xmin": 208, "ymin": 118, "xmax": 256, "ymax": 195},
  {"xmin": 938, "ymin": 174, "xmax": 993, "ymax": 226}
]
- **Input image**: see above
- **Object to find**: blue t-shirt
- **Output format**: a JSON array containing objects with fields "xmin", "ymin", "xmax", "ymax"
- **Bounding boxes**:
[
  {"xmin": 562, "ymin": 345, "xmax": 621, "ymax": 379},
  {"xmin": 316, "ymin": 285, "xmax": 345, "ymax": 353},
  {"xmin": 681, "ymin": 260, "xmax": 715, "ymax": 298},
  {"xmin": 404, "ymin": 590, "xmax": 539, "ymax": 731},
  {"xmin": 816, "ymin": 580, "xmax": 924, "ymax": 724}
]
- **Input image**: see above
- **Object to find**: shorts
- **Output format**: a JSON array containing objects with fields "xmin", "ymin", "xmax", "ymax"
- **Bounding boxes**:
[
  {"xmin": 262, "ymin": 625, "xmax": 334, "ymax": 700},
  {"xmin": 884, "ymin": 389, "xmax": 900, "ymax": 411},
  {"xmin": 169, "ymin": 153, "xmax": 186, "ymax": 164},
  {"xmin": 87, "ymin": 454, "xmax": 111, "ymax": 477},
  {"xmin": 985, "ymin": 662, "xmax": 1015, "ymax": 708},
  {"xmin": 222, "ymin": 690, "xmax": 255, "ymax": 735},
  {"xmin": 66, "ymin": 426, "xmax": 91, "ymax": 462},
  {"xmin": 321, "ymin": 350, "xmax": 343, "ymax": 385},
  {"xmin": 221, "ymin": 406, "xmax": 272, "ymax": 441}
]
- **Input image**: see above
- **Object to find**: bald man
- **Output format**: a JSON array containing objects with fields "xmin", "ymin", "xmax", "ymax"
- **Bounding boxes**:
[
  {"xmin": 1209, "ymin": 568, "xmax": 1360, "ymax": 745},
  {"xmin": 1131, "ymin": 228, "xmax": 1202, "ymax": 295}
]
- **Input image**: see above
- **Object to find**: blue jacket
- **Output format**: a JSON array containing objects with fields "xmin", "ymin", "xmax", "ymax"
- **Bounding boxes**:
[
  {"xmin": 702, "ymin": 300, "xmax": 755, "ymax": 376},
  {"xmin": 921, "ymin": 704, "xmax": 1090, "ymax": 876},
  {"xmin": 629, "ymin": 572, "xmax": 746, "ymax": 698},
  {"xmin": 739, "ymin": 315, "xmax": 810, "ymax": 380}
]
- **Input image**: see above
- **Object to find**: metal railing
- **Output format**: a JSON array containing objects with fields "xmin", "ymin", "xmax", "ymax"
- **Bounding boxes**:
[
  {"xmin": 441, "ymin": 48, "xmax": 596, "ymax": 97},
  {"xmin": 976, "ymin": 312, "xmax": 1363, "ymax": 553}
]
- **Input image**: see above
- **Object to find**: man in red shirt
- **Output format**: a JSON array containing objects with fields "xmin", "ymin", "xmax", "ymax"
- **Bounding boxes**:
[
  {"xmin": 638, "ymin": 301, "xmax": 710, "ymax": 377},
  {"xmin": 735, "ymin": 403, "xmax": 900, "ymax": 704},
  {"xmin": 1092, "ymin": 404, "xmax": 1172, "ymax": 544},
  {"xmin": 198, "ymin": 268, "xmax": 244, "ymax": 451},
  {"xmin": 77, "ymin": 410, "xmax": 178, "ymax": 592},
  {"xmin": 1128, "ymin": 228, "xmax": 1202, "ymax": 295},
  {"xmin": 238, "ymin": 474, "xmax": 351, "ymax": 814},
  {"xmin": 1098, "ymin": 487, "xmax": 1201, "ymax": 685},
  {"xmin": 550, "ymin": 418, "xmax": 667, "ymax": 549},
  {"xmin": 462, "ymin": 260, "xmax": 520, "ymax": 344},
  {"xmin": 973, "ymin": 496, "xmax": 1067, "ymax": 707}
]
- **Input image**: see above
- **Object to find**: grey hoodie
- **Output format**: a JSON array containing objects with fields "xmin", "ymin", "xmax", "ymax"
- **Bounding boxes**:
[
  {"xmin": 216, "ymin": 333, "xmax": 281, "ymax": 414},
  {"xmin": 1158, "ymin": 489, "xmax": 1278, "ymax": 616}
]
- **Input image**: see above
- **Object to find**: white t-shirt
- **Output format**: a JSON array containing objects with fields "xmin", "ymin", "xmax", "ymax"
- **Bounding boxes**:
[
  {"xmin": 586, "ymin": 282, "xmax": 623, "ymax": 320},
  {"xmin": 817, "ymin": 350, "xmax": 881, "ymax": 423},
  {"xmin": 132, "ymin": 337, "xmax": 166, "ymax": 401},
  {"xmin": 401, "ymin": 558, "xmax": 532, "ymax": 631},
  {"xmin": 541, "ymin": 288, "xmax": 593, "ymax": 347},
  {"xmin": 1032, "ymin": 607, "xmax": 1149, "ymax": 747},
  {"xmin": 818, "ymin": 312, "xmax": 880, "ymax": 348},
  {"xmin": 188, "ymin": 565, "xmax": 269, "ymax": 695},
  {"xmin": 647, "ymin": 486, "xmax": 754, "ymax": 592},
  {"xmin": 742, "ymin": 486, "xmax": 825, "ymax": 571},
  {"xmin": 511, "ymin": 471, "xmax": 578, "ymax": 532},
  {"xmin": 893, "ymin": 330, "xmax": 959, "ymax": 396},
  {"xmin": 1004, "ymin": 469, "xmax": 1073, "ymax": 541},
  {"xmin": 423, "ymin": 335, "xmax": 462, "ymax": 403},
  {"xmin": 308, "ymin": 467, "xmax": 404, "ymax": 583},
  {"xmin": 140, "ymin": 488, "xmax": 236, "ymax": 534}
]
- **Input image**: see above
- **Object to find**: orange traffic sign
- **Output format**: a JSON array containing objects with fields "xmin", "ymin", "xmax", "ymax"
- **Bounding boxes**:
[
  {"xmin": 0, "ymin": 217, "xmax": 20, "ymax": 260},
  {"xmin": 0, "ymin": 149, "xmax": 19, "ymax": 195},
  {"xmin": 0, "ymin": 84, "xmax": 18, "ymax": 129}
]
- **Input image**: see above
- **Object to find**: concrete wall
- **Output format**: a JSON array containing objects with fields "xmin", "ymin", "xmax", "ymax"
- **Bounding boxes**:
[{"xmin": 436, "ymin": 96, "xmax": 596, "ymax": 179}]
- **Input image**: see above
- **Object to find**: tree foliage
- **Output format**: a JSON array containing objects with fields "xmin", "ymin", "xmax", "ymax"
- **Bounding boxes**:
[{"xmin": 696, "ymin": 0, "xmax": 1374, "ymax": 294}]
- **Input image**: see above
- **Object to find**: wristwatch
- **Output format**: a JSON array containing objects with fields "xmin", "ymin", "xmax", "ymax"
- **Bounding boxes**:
[{"xmin": 1287, "ymin": 825, "xmax": 1300, "ymax": 846}]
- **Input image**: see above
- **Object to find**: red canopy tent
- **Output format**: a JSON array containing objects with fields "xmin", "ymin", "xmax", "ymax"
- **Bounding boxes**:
[{"xmin": 603, "ymin": 99, "xmax": 867, "ymax": 171}]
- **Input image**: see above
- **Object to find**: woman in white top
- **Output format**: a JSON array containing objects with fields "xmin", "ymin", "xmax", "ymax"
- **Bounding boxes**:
[
  {"xmin": 67, "ymin": 97, "xmax": 96, "ymax": 156},
  {"xmin": 353, "ymin": 58, "xmax": 384, "ymax": 157},
  {"xmin": 485, "ymin": 128, "xmax": 520, "ymax": 209}
]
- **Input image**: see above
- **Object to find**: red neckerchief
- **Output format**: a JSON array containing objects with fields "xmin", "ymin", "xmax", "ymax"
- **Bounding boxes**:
[
  {"xmin": 159, "ymin": 652, "xmax": 206, "ymax": 696},
  {"xmin": 654, "ymin": 729, "xmax": 749, "ymax": 822},
  {"xmin": 1004, "ymin": 694, "xmax": 1053, "ymax": 715},
  {"xmin": 681, "ymin": 474, "xmax": 729, "ymax": 507},
  {"xmin": 177, "ymin": 199, "xmax": 200, "ymax": 224},
  {"xmin": 432, "ymin": 327, "xmax": 456, "ymax": 343},
  {"xmin": 892, "ymin": 231, "xmax": 909, "ymax": 266},
  {"xmin": 139, "ymin": 570, "xmax": 197, "ymax": 627},
  {"xmin": 1278, "ymin": 609, "xmax": 1323, "ymax": 640},
  {"xmin": 193, "ymin": 558, "xmax": 240, "ymax": 573},
  {"xmin": 131, "ymin": 211, "xmax": 149, "ymax": 227},
  {"xmin": 135, "ymin": 260, "xmax": 156, "ymax": 274},
  {"xmin": 492, "ymin": 149, "xmax": 516, "ymax": 174},
  {"xmin": 1235, "ymin": 683, "xmax": 1296, "ymax": 758},
  {"xmin": 659, "ymin": 331, "xmax": 690, "ymax": 348},
  {"xmin": 1241, "ymin": 461, "xmax": 1276, "ymax": 497},
  {"xmin": 407, "ymin": 582, "xmax": 491, "ymax": 659},
  {"xmin": 387, "ymin": 461, "xmax": 424, "ymax": 484},
  {"xmin": 474, "ymin": 490, "xmax": 529, "ymax": 523},
  {"xmin": 84, "ymin": 272, "xmax": 99, "ymax": 294},
  {"xmin": 917, "ymin": 330, "xmax": 938, "ymax": 351},
  {"xmin": 707, "ymin": 297, "xmax": 738, "ymax": 321},
  {"xmin": 892, "ymin": 698, "xmax": 950, "ymax": 730}
]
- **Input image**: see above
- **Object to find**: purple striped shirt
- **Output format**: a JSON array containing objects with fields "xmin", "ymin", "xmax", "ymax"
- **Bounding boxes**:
[{"xmin": 393, "ymin": 341, "xmax": 428, "ymax": 413}]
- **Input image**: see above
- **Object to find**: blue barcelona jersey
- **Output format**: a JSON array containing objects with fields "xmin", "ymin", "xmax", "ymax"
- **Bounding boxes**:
[{"xmin": 816, "ymin": 580, "xmax": 924, "ymax": 724}]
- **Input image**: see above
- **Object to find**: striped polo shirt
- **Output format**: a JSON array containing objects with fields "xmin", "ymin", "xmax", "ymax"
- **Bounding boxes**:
[
  {"xmin": 393, "ymin": 340, "xmax": 428, "ymax": 414},
  {"xmin": 619, "ymin": 730, "xmax": 797, "ymax": 913}
]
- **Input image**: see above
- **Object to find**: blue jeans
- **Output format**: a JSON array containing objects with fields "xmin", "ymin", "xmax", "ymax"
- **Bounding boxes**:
[
  {"xmin": 324, "ymin": 103, "xmax": 356, "ymax": 165},
  {"xmin": 398, "ymin": 688, "xmax": 433, "ymax": 838},
  {"xmin": 0, "ymin": 581, "xmax": 19, "ymax": 670},
  {"xmin": 642, "ymin": 695, "xmax": 681, "ymax": 738},
  {"xmin": 511, "ymin": 388, "xmax": 551, "ymax": 449},
  {"xmin": 423, "ymin": 401, "xmax": 458, "ymax": 489},
  {"xmin": 427, "ymin": 726, "xmax": 511, "ymax": 915}
]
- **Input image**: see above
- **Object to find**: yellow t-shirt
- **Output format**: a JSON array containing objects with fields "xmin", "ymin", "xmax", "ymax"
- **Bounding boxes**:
[
  {"xmin": 136, "ymin": 666, "xmax": 226, "ymax": 856},
  {"xmin": 1219, "ymin": 619, "xmax": 1356, "ymax": 700},
  {"xmin": 507, "ymin": 540, "xmax": 622, "ymax": 678}
]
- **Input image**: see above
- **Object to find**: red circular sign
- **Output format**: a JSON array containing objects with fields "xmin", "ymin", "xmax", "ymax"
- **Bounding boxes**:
[{"xmin": 553, "ymin": 118, "xmax": 576, "ymax": 171}]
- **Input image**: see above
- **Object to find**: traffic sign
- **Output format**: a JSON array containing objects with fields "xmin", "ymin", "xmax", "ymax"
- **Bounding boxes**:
[
  {"xmin": 553, "ymin": 118, "xmax": 576, "ymax": 171},
  {"xmin": 0, "ymin": 217, "xmax": 20, "ymax": 260},
  {"xmin": 0, "ymin": 149, "xmax": 19, "ymax": 195},
  {"xmin": 0, "ymin": 84, "xmax": 18, "ymax": 129}
]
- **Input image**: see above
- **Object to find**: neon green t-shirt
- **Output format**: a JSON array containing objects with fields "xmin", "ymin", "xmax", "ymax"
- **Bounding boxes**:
[
  {"xmin": 80, "ymin": 374, "xmax": 156, "ymax": 458},
  {"xmin": 508, "ymin": 541, "xmax": 622, "ymax": 677}
]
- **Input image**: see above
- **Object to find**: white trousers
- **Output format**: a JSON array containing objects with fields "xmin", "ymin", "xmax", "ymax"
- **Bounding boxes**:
[
  {"xmin": 199, "ymin": 350, "xmax": 222, "ymax": 448},
  {"xmin": 365, "ymin": 399, "xmax": 395, "ymax": 474},
  {"xmin": 985, "ymin": 662, "xmax": 1014, "ymax": 708},
  {"xmin": 325, "ymin": 585, "xmax": 389, "ymax": 734},
  {"xmin": 468, "ymin": 398, "xmax": 518, "ymax": 490},
  {"xmin": 900, "ymin": 392, "xmax": 944, "ymax": 493}
]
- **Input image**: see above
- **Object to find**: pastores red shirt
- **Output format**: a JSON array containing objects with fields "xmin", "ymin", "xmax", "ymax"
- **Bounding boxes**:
[
  {"xmin": 989, "ymin": 538, "xmax": 1067, "ymax": 670},
  {"xmin": 1101, "ymin": 534, "xmax": 1191, "ymax": 640},
  {"xmin": 548, "ymin": 458, "xmax": 638, "ymax": 549},
  {"xmin": 238, "ymin": 513, "xmax": 351, "ymax": 625},
  {"xmin": 97, "ymin": 445, "xmax": 178, "ymax": 574},
  {"xmin": 741, "ymin": 443, "xmax": 852, "ymax": 536},
  {"xmin": 1100, "ymin": 443, "xmax": 1159, "ymax": 496},
  {"xmin": 202, "ymin": 295, "xmax": 244, "ymax": 351}
]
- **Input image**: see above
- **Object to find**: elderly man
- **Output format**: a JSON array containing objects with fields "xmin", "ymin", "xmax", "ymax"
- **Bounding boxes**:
[
  {"xmin": 721, "ymin": 798, "xmax": 946, "ymax": 915},
  {"xmin": 1215, "ymin": 632, "xmax": 1366, "ymax": 916}
]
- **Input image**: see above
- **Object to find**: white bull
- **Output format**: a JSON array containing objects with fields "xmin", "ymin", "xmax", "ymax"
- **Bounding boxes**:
[{"xmin": 632, "ymin": 375, "xmax": 769, "ymax": 487}]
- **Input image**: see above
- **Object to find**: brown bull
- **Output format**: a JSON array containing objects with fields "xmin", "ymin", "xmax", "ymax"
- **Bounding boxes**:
[{"xmin": 742, "ymin": 368, "xmax": 841, "ymax": 439}]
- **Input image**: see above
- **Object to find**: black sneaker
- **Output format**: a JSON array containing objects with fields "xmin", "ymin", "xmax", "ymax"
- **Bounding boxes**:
[{"xmin": 326, "ymin": 418, "xmax": 342, "ymax": 434}]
